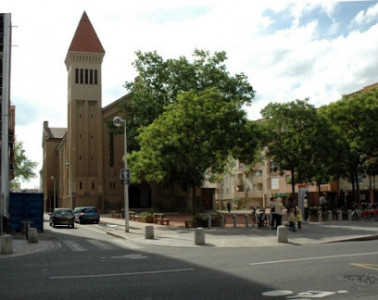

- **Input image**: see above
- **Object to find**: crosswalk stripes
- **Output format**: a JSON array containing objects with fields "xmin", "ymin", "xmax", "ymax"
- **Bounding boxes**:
[
  {"xmin": 87, "ymin": 239, "xmax": 117, "ymax": 250},
  {"xmin": 62, "ymin": 240, "xmax": 88, "ymax": 252},
  {"xmin": 61, "ymin": 239, "xmax": 143, "ymax": 252}
]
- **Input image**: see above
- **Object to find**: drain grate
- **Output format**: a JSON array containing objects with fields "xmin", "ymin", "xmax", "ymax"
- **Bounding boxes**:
[{"xmin": 343, "ymin": 274, "xmax": 378, "ymax": 285}]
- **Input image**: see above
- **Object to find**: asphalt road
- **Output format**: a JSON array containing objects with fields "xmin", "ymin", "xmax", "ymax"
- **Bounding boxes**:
[{"xmin": 0, "ymin": 222, "xmax": 377, "ymax": 299}]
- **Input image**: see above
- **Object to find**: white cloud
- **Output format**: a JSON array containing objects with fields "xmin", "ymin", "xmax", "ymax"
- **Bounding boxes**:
[{"xmin": 4, "ymin": 0, "xmax": 378, "ymax": 188}]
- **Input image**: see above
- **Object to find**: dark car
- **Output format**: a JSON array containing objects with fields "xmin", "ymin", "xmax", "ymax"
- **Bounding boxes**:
[
  {"xmin": 74, "ymin": 206, "xmax": 100, "ymax": 224},
  {"xmin": 49, "ymin": 208, "xmax": 75, "ymax": 228}
]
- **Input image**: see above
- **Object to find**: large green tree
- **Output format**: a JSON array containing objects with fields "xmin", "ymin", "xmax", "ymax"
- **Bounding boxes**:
[
  {"xmin": 129, "ymin": 89, "xmax": 260, "ymax": 213},
  {"xmin": 121, "ymin": 49, "xmax": 255, "ymax": 151},
  {"xmin": 320, "ymin": 87, "xmax": 378, "ymax": 202},
  {"xmin": 261, "ymin": 99, "xmax": 338, "ymax": 199},
  {"xmin": 10, "ymin": 141, "xmax": 38, "ymax": 190}
]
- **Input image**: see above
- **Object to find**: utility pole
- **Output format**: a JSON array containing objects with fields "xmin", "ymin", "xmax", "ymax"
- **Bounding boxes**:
[{"xmin": 1, "ymin": 13, "xmax": 11, "ymax": 235}]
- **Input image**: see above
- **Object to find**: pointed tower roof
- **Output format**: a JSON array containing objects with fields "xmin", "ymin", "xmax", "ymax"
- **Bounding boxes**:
[{"xmin": 68, "ymin": 11, "xmax": 105, "ymax": 53}]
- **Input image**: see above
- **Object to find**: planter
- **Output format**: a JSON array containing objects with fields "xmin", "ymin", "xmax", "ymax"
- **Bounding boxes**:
[{"xmin": 138, "ymin": 216, "xmax": 154, "ymax": 223}]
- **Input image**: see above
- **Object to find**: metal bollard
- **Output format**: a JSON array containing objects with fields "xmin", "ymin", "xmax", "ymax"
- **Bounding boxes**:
[
  {"xmin": 338, "ymin": 210, "xmax": 343, "ymax": 222},
  {"xmin": 244, "ymin": 214, "xmax": 249, "ymax": 227},
  {"xmin": 318, "ymin": 211, "xmax": 322, "ymax": 222},
  {"xmin": 328, "ymin": 210, "xmax": 332, "ymax": 222},
  {"xmin": 207, "ymin": 215, "xmax": 212, "ymax": 228},
  {"xmin": 28, "ymin": 228, "xmax": 38, "ymax": 243},
  {"xmin": 195, "ymin": 227, "xmax": 205, "ymax": 245},
  {"xmin": 232, "ymin": 214, "xmax": 237, "ymax": 227},
  {"xmin": 277, "ymin": 225, "xmax": 288, "ymax": 243},
  {"xmin": 145, "ymin": 225, "xmax": 154, "ymax": 239},
  {"xmin": 1, "ymin": 234, "xmax": 13, "ymax": 254}
]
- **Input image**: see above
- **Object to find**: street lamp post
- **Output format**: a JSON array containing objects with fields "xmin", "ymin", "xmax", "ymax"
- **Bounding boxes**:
[
  {"xmin": 51, "ymin": 176, "xmax": 56, "ymax": 211},
  {"xmin": 65, "ymin": 163, "xmax": 73, "ymax": 209},
  {"xmin": 113, "ymin": 116, "xmax": 130, "ymax": 233}
]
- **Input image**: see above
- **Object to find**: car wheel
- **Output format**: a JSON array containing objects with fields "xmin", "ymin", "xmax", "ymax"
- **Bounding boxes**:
[
  {"xmin": 79, "ymin": 218, "xmax": 82, "ymax": 224},
  {"xmin": 71, "ymin": 224, "xmax": 75, "ymax": 228}
]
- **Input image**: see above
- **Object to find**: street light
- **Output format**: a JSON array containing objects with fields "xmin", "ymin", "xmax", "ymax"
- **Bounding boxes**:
[
  {"xmin": 51, "ymin": 176, "xmax": 56, "ymax": 211},
  {"xmin": 113, "ymin": 116, "xmax": 130, "ymax": 233},
  {"xmin": 65, "ymin": 163, "xmax": 73, "ymax": 209}
]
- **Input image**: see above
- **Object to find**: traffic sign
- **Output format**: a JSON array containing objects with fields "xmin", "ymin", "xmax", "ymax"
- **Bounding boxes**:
[{"xmin": 120, "ymin": 169, "xmax": 130, "ymax": 183}]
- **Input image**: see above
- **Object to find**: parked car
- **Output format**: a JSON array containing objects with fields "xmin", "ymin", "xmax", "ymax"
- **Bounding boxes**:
[
  {"xmin": 49, "ymin": 208, "xmax": 75, "ymax": 228},
  {"xmin": 74, "ymin": 206, "xmax": 100, "ymax": 224}
]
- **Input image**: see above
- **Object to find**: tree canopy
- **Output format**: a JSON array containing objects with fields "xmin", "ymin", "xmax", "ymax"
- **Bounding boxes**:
[
  {"xmin": 10, "ymin": 141, "xmax": 38, "ymax": 190},
  {"xmin": 319, "ymin": 87, "xmax": 378, "ymax": 200},
  {"xmin": 260, "ymin": 99, "xmax": 339, "ymax": 198},
  {"xmin": 121, "ymin": 49, "xmax": 255, "ymax": 151},
  {"xmin": 129, "ymin": 89, "xmax": 260, "ymax": 190}
]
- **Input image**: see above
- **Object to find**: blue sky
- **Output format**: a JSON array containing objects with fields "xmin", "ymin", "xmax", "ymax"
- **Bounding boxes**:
[{"xmin": 3, "ymin": 0, "xmax": 378, "ymax": 188}]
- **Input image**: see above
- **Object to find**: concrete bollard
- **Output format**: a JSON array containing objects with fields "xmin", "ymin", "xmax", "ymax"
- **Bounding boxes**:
[
  {"xmin": 195, "ymin": 227, "xmax": 205, "ymax": 245},
  {"xmin": 277, "ymin": 225, "xmax": 288, "ymax": 243},
  {"xmin": 145, "ymin": 225, "xmax": 154, "ymax": 239},
  {"xmin": 338, "ymin": 210, "xmax": 343, "ymax": 222},
  {"xmin": 318, "ymin": 211, "xmax": 322, "ymax": 222},
  {"xmin": 1, "ymin": 234, "xmax": 13, "ymax": 254},
  {"xmin": 207, "ymin": 215, "xmax": 212, "ymax": 228},
  {"xmin": 244, "ymin": 214, "xmax": 249, "ymax": 227},
  {"xmin": 232, "ymin": 214, "xmax": 237, "ymax": 228},
  {"xmin": 347, "ymin": 210, "xmax": 352, "ymax": 221},
  {"xmin": 328, "ymin": 210, "xmax": 332, "ymax": 222},
  {"xmin": 28, "ymin": 227, "xmax": 38, "ymax": 243}
]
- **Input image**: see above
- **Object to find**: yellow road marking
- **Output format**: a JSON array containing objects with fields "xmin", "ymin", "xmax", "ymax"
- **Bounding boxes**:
[{"xmin": 351, "ymin": 263, "xmax": 378, "ymax": 271}]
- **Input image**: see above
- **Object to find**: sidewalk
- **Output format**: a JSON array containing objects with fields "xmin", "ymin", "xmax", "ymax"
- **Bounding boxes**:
[{"xmin": 1, "ymin": 213, "xmax": 378, "ymax": 259}]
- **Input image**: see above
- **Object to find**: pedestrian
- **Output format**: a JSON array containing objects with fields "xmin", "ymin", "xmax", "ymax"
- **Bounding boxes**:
[
  {"xmin": 251, "ymin": 207, "xmax": 257, "ymax": 227},
  {"xmin": 227, "ymin": 201, "xmax": 231, "ymax": 213},
  {"xmin": 319, "ymin": 193, "xmax": 326, "ymax": 212},
  {"xmin": 287, "ymin": 208, "xmax": 296, "ymax": 232},
  {"xmin": 296, "ymin": 206, "xmax": 302, "ymax": 230},
  {"xmin": 270, "ymin": 197, "xmax": 276, "ymax": 229},
  {"xmin": 274, "ymin": 197, "xmax": 284, "ymax": 229},
  {"xmin": 258, "ymin": 208, "xmax": 267, "ymax": 229}
]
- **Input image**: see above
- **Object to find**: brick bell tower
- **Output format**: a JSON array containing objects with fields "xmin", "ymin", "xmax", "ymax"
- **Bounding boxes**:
[{"xmin": 64, "ymin": 12, "xmax": 105, "ymax": 209}]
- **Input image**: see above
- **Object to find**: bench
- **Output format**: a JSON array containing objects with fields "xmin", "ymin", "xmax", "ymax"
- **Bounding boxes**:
[
  {"xmin": 153, "ymin": 213, "xmax": 170, "ymax": 225},
  {"xmin": 111, "ymin": 210, "xmax": 122, "ymax": 218}
]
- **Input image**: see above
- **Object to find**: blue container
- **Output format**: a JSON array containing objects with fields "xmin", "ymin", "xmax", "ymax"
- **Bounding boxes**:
[{"xmin": 9, "ymin": 192, "xmax": 44, "ymax": 232}]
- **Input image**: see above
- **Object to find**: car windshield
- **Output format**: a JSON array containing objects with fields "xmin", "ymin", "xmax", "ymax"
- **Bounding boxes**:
[
  {"xmin": 83, "ymin": 207, "xmax": 97, "ymax": 213},
  {"xmin": 55, "ymin": 210, "xmax": 73, "ymax": 216}
]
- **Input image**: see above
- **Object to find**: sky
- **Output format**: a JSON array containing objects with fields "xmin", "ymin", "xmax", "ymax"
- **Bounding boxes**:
[{"xmin": 3, "ymin": 0, "xmax": 378, "ymax": 189}]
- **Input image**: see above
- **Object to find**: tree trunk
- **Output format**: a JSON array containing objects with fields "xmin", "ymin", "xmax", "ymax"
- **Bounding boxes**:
[{"xmin": 290, "ymin": 169, "xmax": 296, "ymax": 200}]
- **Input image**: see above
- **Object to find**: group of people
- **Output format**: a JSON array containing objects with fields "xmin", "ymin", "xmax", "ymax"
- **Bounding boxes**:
[{"xmin": 252, "ymin": 197, "xmax": 302, "ymax": 231}]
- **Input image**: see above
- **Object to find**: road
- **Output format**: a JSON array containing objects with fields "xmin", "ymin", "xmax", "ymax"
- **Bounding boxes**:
[{"xmin": 0, "ymin": 220, "xmax": 377, "ymax": 299}]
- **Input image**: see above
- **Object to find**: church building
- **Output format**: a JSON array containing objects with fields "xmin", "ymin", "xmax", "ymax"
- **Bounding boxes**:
[{"xmin": 42, "ymin": 12, "xmax": 196, "ymax": 213}]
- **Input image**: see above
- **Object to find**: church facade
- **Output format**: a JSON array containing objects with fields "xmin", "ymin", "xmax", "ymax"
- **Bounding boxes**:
[{"xmin": 42, "ymin": 12, "xmax": 197, "ymax": 213}]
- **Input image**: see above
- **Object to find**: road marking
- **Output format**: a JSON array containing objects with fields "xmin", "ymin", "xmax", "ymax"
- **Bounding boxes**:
[
  {"xmin": 50, "ymin": 268, "xmax": 195, "ymax": 280},
  {"xmin": 62, "ymin": 240, "xmax": 87, "ymax": 252},
  {"xmin": 109, "ymin": 254, "xmax": 147, "ymax": 259},
  {"xmin": 87, "ymin": 239, "xmax": 116, "ymax": 250},
  {"xmin": 250, "ymin": 251, "xmax": 378, "ymax": 266},
  {"xmin": 351, "ymin": 263, "xmax": 378, "ymax": 271}
]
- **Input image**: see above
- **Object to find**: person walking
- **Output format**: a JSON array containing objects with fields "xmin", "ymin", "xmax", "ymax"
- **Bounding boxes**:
[
  {"xmin": 227, "ymin": 201, "xmax": 231, "ymax": 213},
  {"xmin": 274, "ymin": 197, "xmax": 284, "ymax": 229},
  {"xmin": 287, "ymin": 208, "xmax": 296, "ymax": 232}
]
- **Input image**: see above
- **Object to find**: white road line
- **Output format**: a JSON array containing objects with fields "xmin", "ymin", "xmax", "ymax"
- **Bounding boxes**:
[
  {"xmin": 249, "ymin": 251, "xmax": 378, "ymax": 266},
  {"xmin": 87, "ymin": 239, "xmax": 116, "ymax": 250},
  {"xmin": 62, "ymin": 240, "xmax": 87, "ymax": 252},
  {"xmin": 50, "ymin": 268, "xmax": 195, "ymax": 280}
]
